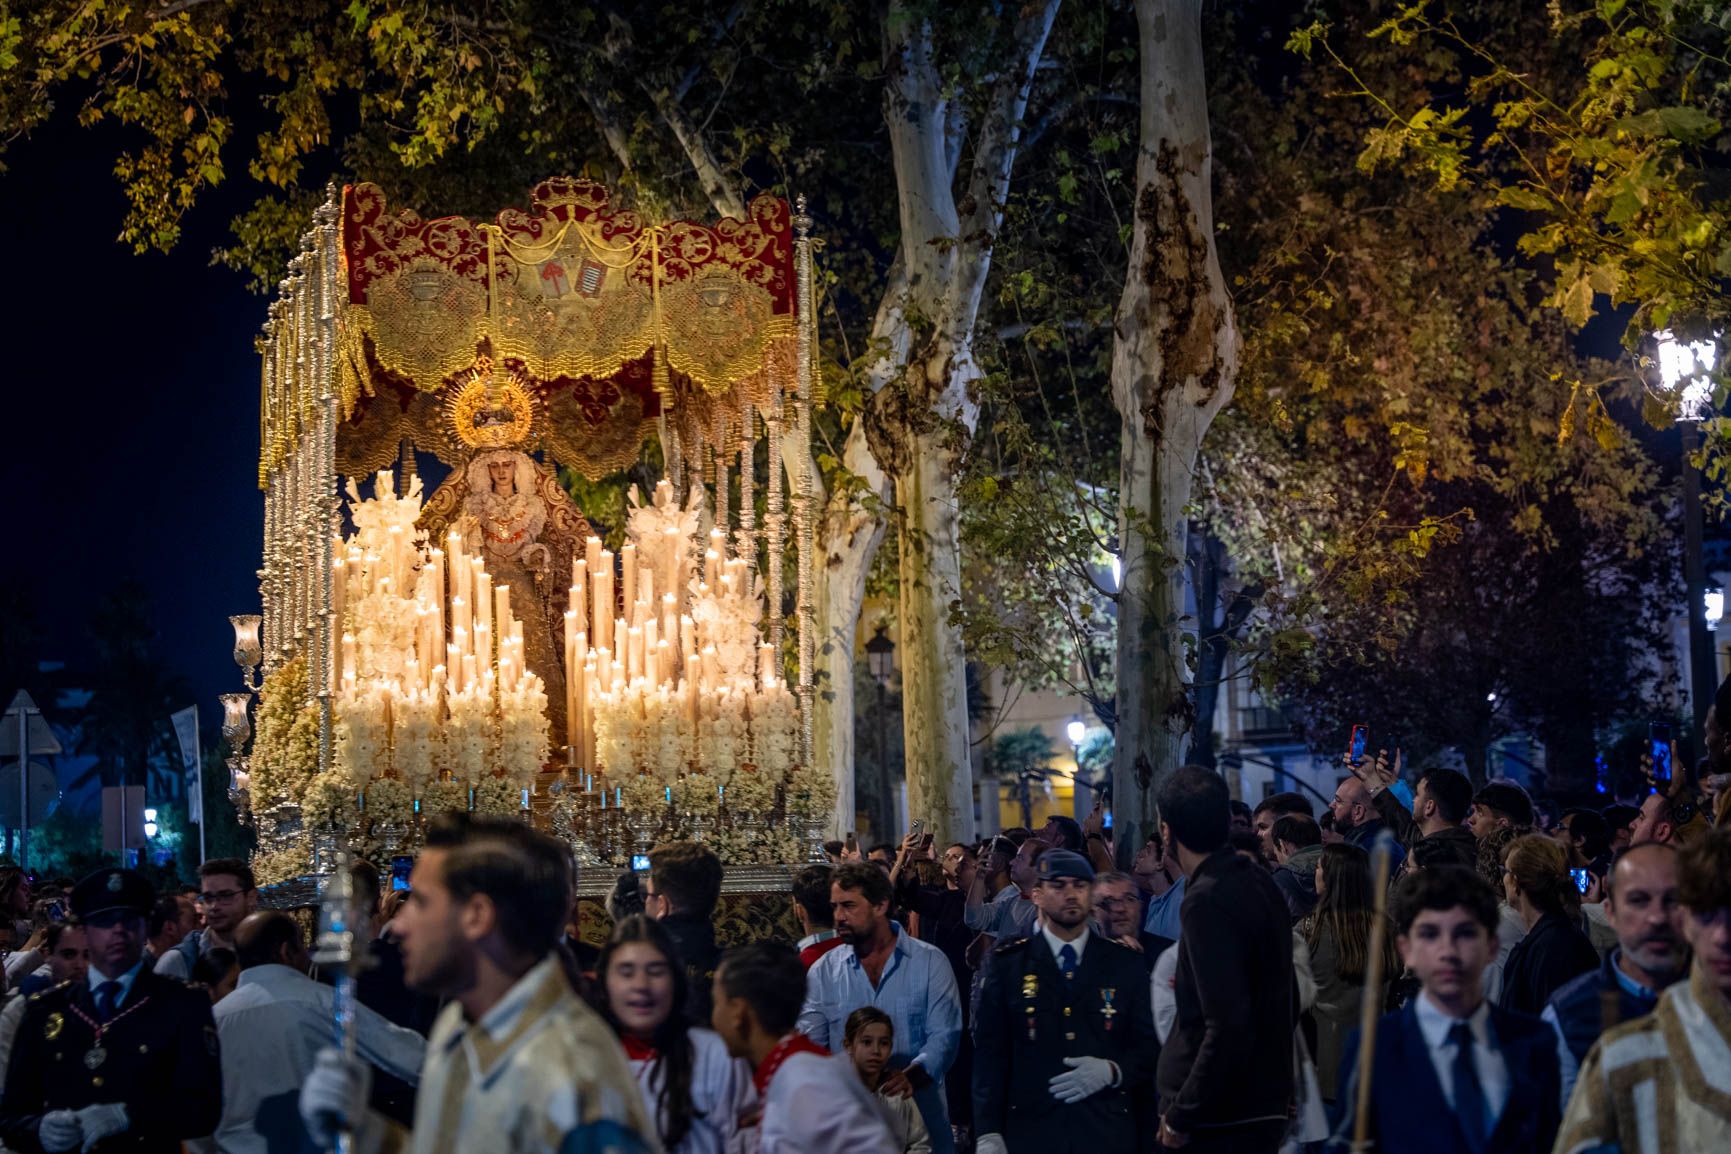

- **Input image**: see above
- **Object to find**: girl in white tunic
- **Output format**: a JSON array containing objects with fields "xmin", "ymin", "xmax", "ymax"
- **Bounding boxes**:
[{"xmin": 599, "ymin": 915, "xmax": 758, "ymax": 1154}]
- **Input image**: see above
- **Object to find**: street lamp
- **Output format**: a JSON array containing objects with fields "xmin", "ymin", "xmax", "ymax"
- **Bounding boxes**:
[
  {"xmin": 865, "ymin": 624, "xmax": 896, "ymax": 841},
  {"xmin": 1654, "ymin": 329, "xmax": 1720, "ymax": 739},
  {"xmin": 1066, "ymin": 717, "xmax": 1087, "ymax": 748}
]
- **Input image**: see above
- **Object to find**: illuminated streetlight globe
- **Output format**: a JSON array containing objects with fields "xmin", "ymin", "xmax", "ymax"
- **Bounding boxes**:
[
  {"xmin": 1066, "ymin": 718, "xmax": 1087, "ymax": 747},
  {"xmin": 1654, "ymin": 329, "xmax": 1718, "ymax": 421}
]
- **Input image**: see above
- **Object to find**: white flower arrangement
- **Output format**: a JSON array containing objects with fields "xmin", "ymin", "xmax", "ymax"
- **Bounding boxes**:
[
  {"xmin": 594, "ymin": 684, "xmax": 650, "ymax": 777},
  {"xmin": 699, "ymin": 689, "xmax": 747, "ymax": 775},
  {"xmin": 334, "ymin": 689, "xmax": 389, "ymax": 788},
  {"xmin": 301, "ymin": 772, "xmax": 356, "ymax": 829},
  {"xmin": 622, "ymin": 771, "xmax": 668, "ymax": 816},
  {"xmin": 723, "ymin": 762, "xmax": 777, "ymax": 814},
  {"xmin": 364, "ymin": 777, "xmax": 414, "ymax": 825},
  {"xmin": 498, "ymin": 675, "xmax": 550, "ymax": 786},
  {"xmin": 784, "ymin": 764, "xmax": 837, "ymax": 819},
  {"xmin": 445, "ymin": 687, "xmax": 492, "ymax": 784},
  {"xmin": 420, "ymin": 778, "xmax": 469, "ymax": 818},
  {"xmin": 393, "ymin": 689, "xmax": 443, "ymax": 791},
  {"xmin": 673, "ymin": 772, "xmax": 722, "ymax": 817},
  {"xmin": 472, "ymin": 775, "xmax": 522, "ymax": 817},
  {"xmin": 644, "ymin": 689, "xmax": 691, "ymax": 782},
  {"xmin": 749, "ymin": 685, "xmax": 800, "ymax": 777}
]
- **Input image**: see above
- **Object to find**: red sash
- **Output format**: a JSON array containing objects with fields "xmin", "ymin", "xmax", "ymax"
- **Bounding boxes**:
[{"xmin": 752, "ymin": 1032, "xmax": 829, "ymax": 1096}]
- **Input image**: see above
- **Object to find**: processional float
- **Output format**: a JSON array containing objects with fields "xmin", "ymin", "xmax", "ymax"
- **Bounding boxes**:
[{"xmin": 219, "ymin": 179, "xmax": 837, "ymax": 898}]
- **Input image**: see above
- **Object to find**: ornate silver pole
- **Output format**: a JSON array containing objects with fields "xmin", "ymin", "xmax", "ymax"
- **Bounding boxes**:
[
  {"xmin": 793, "ymin": 196, "xmax": 816, "ymax": 767},
  {"xmin": 315, "ymin": 188, "xmax": 341, "ymax": 780}
]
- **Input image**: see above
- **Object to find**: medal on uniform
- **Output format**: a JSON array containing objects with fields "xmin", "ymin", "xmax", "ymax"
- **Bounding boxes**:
[
  {"xmin": 65, "ymin": 995, "xmax": 151, "ymax": 1075},
  {"xmin": 44, "ymin": 1012, "xmax": 64, "ymax": 1041},
  {"xmin": 1022, "ymin": 973, "xmax": 1039, "ymax": 1041},
  {"xmin": 1100, "ymin": 988, "xmax": 1117, "ymax": 1032}
]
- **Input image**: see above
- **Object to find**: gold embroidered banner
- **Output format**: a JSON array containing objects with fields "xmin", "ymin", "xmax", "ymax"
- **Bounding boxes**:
[{"xmin": 339, "ymin": 178, "xmax": 796, "ymax": 406}]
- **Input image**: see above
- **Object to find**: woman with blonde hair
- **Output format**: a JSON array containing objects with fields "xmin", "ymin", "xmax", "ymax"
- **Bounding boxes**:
[
  {"xmin": 1498, "ymin": 833, "xmax": 1598, "ymax": 1014},
  {"xmin": 1303, "ymin": 843, "xmax": 1399, "ymax": 1102}
]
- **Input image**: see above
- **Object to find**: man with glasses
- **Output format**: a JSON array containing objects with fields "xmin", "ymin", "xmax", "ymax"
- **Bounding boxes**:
[
  {"xmin": 157, "ymin": 859, "xmax": 257, "ymax": 982},
  {"xmin": 1090, "ymin": 871, "xmax": 1170, "ymax": 968}
]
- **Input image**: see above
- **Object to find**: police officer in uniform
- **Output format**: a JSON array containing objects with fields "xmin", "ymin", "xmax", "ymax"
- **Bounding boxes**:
[
  {"xmin": 0, "ymin": 868, "xmax": 221, "ymax": 1153},
  {"xmin": 972, "ymin": 849, "xmax": 1157, "ymax": 1154}
]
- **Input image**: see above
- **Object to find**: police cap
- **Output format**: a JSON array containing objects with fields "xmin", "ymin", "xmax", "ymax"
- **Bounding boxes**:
[
  {"xmin": 1035, "ymin": 848, "xmax": 1095, "ymax": 884},
  {"xmin": 70, "ymin": 867, "xmax": 155, "ymax": 924}
]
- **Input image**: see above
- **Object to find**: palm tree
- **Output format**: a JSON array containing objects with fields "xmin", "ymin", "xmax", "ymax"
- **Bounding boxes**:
[{"xmin": 988, "ymin": 727, "xmax": 1060, "ymax": 830}]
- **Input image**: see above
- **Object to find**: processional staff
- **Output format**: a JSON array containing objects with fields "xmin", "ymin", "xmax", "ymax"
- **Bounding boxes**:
[
  {"xmin": 311, "ymin": 852, "xmax": 375, "ymax": 1154},
  {"xmin": 1350, "ymin": 830, "xmax": 1398, "ymax": 1153}
]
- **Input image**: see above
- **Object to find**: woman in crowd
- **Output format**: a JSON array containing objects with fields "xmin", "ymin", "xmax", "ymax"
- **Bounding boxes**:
[
  {"xmin": 843, "ymin": 1007, "xmax": 932, "ymax": 1154},
  {"xmin": 1498, "ymin": 833, "xmax": 1599, "ymax": 1015},
  {"xmin": 597, "ymin": 914, "xmax": 756, "ymax": 1154},
  {"xmin": 1303, "ymin": 843, "xmax": 1398, "ymax": 1102}
]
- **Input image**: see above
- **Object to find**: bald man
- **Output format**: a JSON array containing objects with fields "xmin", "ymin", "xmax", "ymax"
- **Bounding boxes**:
[
  {"xmin": 211, "ymin": 912, "xmax": 424, "ymax": 1154},
  {"xmin": 1542, "ymin": 843, "xmax": 1688, "ymax": 1107}
]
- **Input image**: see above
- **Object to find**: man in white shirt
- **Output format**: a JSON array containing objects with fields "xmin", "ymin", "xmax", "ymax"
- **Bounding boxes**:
[
  {"xmin": 208, "ymin": 910, "xmax": 424, "ymax": 1154},
  {"xmin": 709, "ymin": 942, "xmax": 895, "ymax": 1154},
  {"xmin": 300, "ymin": 814, "xmax": 654, "ymax": 1154}
]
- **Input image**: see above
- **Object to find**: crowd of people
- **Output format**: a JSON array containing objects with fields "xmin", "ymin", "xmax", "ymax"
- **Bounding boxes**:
[{"xmin": 0, "ymin": 742, "xmax": 1728, "ymax": 1153}]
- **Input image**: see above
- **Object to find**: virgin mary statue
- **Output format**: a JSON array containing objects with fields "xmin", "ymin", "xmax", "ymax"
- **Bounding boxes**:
[{"xmin": 422, "ymin": 447, "xmax": 590, "ymax": 743}]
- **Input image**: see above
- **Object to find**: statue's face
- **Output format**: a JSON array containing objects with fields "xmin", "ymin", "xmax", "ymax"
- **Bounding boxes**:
[{"xmin": 489, "ymin": 459, "xmax": 515, "ymax": 493}]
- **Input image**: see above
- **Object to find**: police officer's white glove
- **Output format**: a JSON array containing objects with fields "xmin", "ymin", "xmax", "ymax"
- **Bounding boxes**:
[
  {"xmin": 975, "ymin": 1134, "xmax": 1008, "ymax": 1154},
  {"xmin": 72, "ymin": 1103, "xmax": 127, "ymax": 1152},
  {"xmin": 300, "ymin": 1046, "xmax": 372, "ymax": 1146},
  {"xmin": 37, "ymin": 1110, "xmax": 81, "ymax": 1154},
  {"xmin": 1047, "ymin": 1055, "xmax": 1117, "ymax": 1103}
]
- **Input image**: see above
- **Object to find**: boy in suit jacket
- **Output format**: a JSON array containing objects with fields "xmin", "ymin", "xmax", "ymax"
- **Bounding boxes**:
[{"xmin": 1329, "ymin": 866, "xmax": 1561, "ymax": 1154}]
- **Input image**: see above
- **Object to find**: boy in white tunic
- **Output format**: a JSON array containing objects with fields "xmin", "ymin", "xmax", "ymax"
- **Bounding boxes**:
[
  {"xmin": 709, "ymin": 942, "xmax": 897, "ymax": 1154},
  {"xmin": 301, "ymin": 814, "xmax": 659, "ymax": 1154}
]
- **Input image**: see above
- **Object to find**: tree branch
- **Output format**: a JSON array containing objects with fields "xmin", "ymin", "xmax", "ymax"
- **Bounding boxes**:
[{"xmin": 947, "ymin": 0, "xmax": 1062, "ymax": 331}]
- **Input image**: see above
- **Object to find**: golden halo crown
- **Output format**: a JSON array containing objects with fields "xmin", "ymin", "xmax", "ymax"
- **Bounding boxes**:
[{"xmin": 449, "ymin": 358, "xmax": 537, "ymax": 450}]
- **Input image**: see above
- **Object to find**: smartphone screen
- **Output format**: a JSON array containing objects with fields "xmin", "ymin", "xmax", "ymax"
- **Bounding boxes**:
[
  {"xmin": 1348, "ymin": 724, "xmax": 1369, "ymax": 765},
  {"xmin": 631, "ymin": 853, "xmax": 652, "ymax": 872},
  {"xmin": 1650, "ymin": 722, "xmax": 1674, "ymax": 785},
  {"xmin": 1103, "ymin": 810, "xmax": 1113, "ymax": 831},
  {"xmin": 1570, "ymin": 868, "xmax": 1591, "ymax": 895},
  {"xmin": 389, "ymin": 855, "xmax": 413, "ymax": 892}
]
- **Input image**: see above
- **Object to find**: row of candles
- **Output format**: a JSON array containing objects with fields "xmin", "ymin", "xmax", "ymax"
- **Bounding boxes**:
[{"xmin": 563, "ymin": 480, "xmax": 781, "ymax": 773}]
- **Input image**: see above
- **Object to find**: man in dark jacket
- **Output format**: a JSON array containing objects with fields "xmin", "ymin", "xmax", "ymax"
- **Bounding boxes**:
[
  {"xmin": 974, "ymin": 851, "xmax": 1157, "ymax": 1154},
  {"xmin": 1156, "ymin": 767, "xmax": 1295, "ymax": 1152},
  {"xmin": 644, "ymin": 840, "xmax": 724, "ymax": 1025},
  {"xmin": 1268, "ymin": 814, "xmax": 1323, "ymax": 922},
  {"xmin": 1361, "ymin": 765, "xmax": 1478, "ymax": 873},
  {"xmin": 1541, "ymin": 842, "xmax": 1687, "ymax": 1105},
  {"xmin": 0, "ymin": 868, "xmax": 223, "ymax": 1154}
]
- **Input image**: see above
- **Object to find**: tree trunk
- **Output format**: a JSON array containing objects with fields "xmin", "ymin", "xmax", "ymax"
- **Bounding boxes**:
[
  {"xmin": 810, "ymin": 421, "xmax": 892, "ymax": 836},
  {"xmin": 866, "ymin": 0, "xmax": 1061, "ymax": 847},
  {"xmin": 1110, "ymin": 0, "xmax": 1240, "ymax": 866}
]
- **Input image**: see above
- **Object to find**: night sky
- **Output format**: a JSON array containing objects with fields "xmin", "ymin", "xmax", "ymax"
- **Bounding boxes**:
[{"xmin": 1, "ymin": 118, "xmax": 267, "ymax": 726}]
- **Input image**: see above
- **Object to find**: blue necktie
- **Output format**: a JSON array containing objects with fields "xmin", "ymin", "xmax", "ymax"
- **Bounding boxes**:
[
  {"xmin": 1059, "ymin": 943, "xmax": 1077, "ymax": 983},
  {"xmin": 1449, "ymin": 1021, "xmax": 1489, "ymax": 1154},
  {"xmin": 96, "ymin": 980, "xmax": 123, "ymax": 1022}
]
